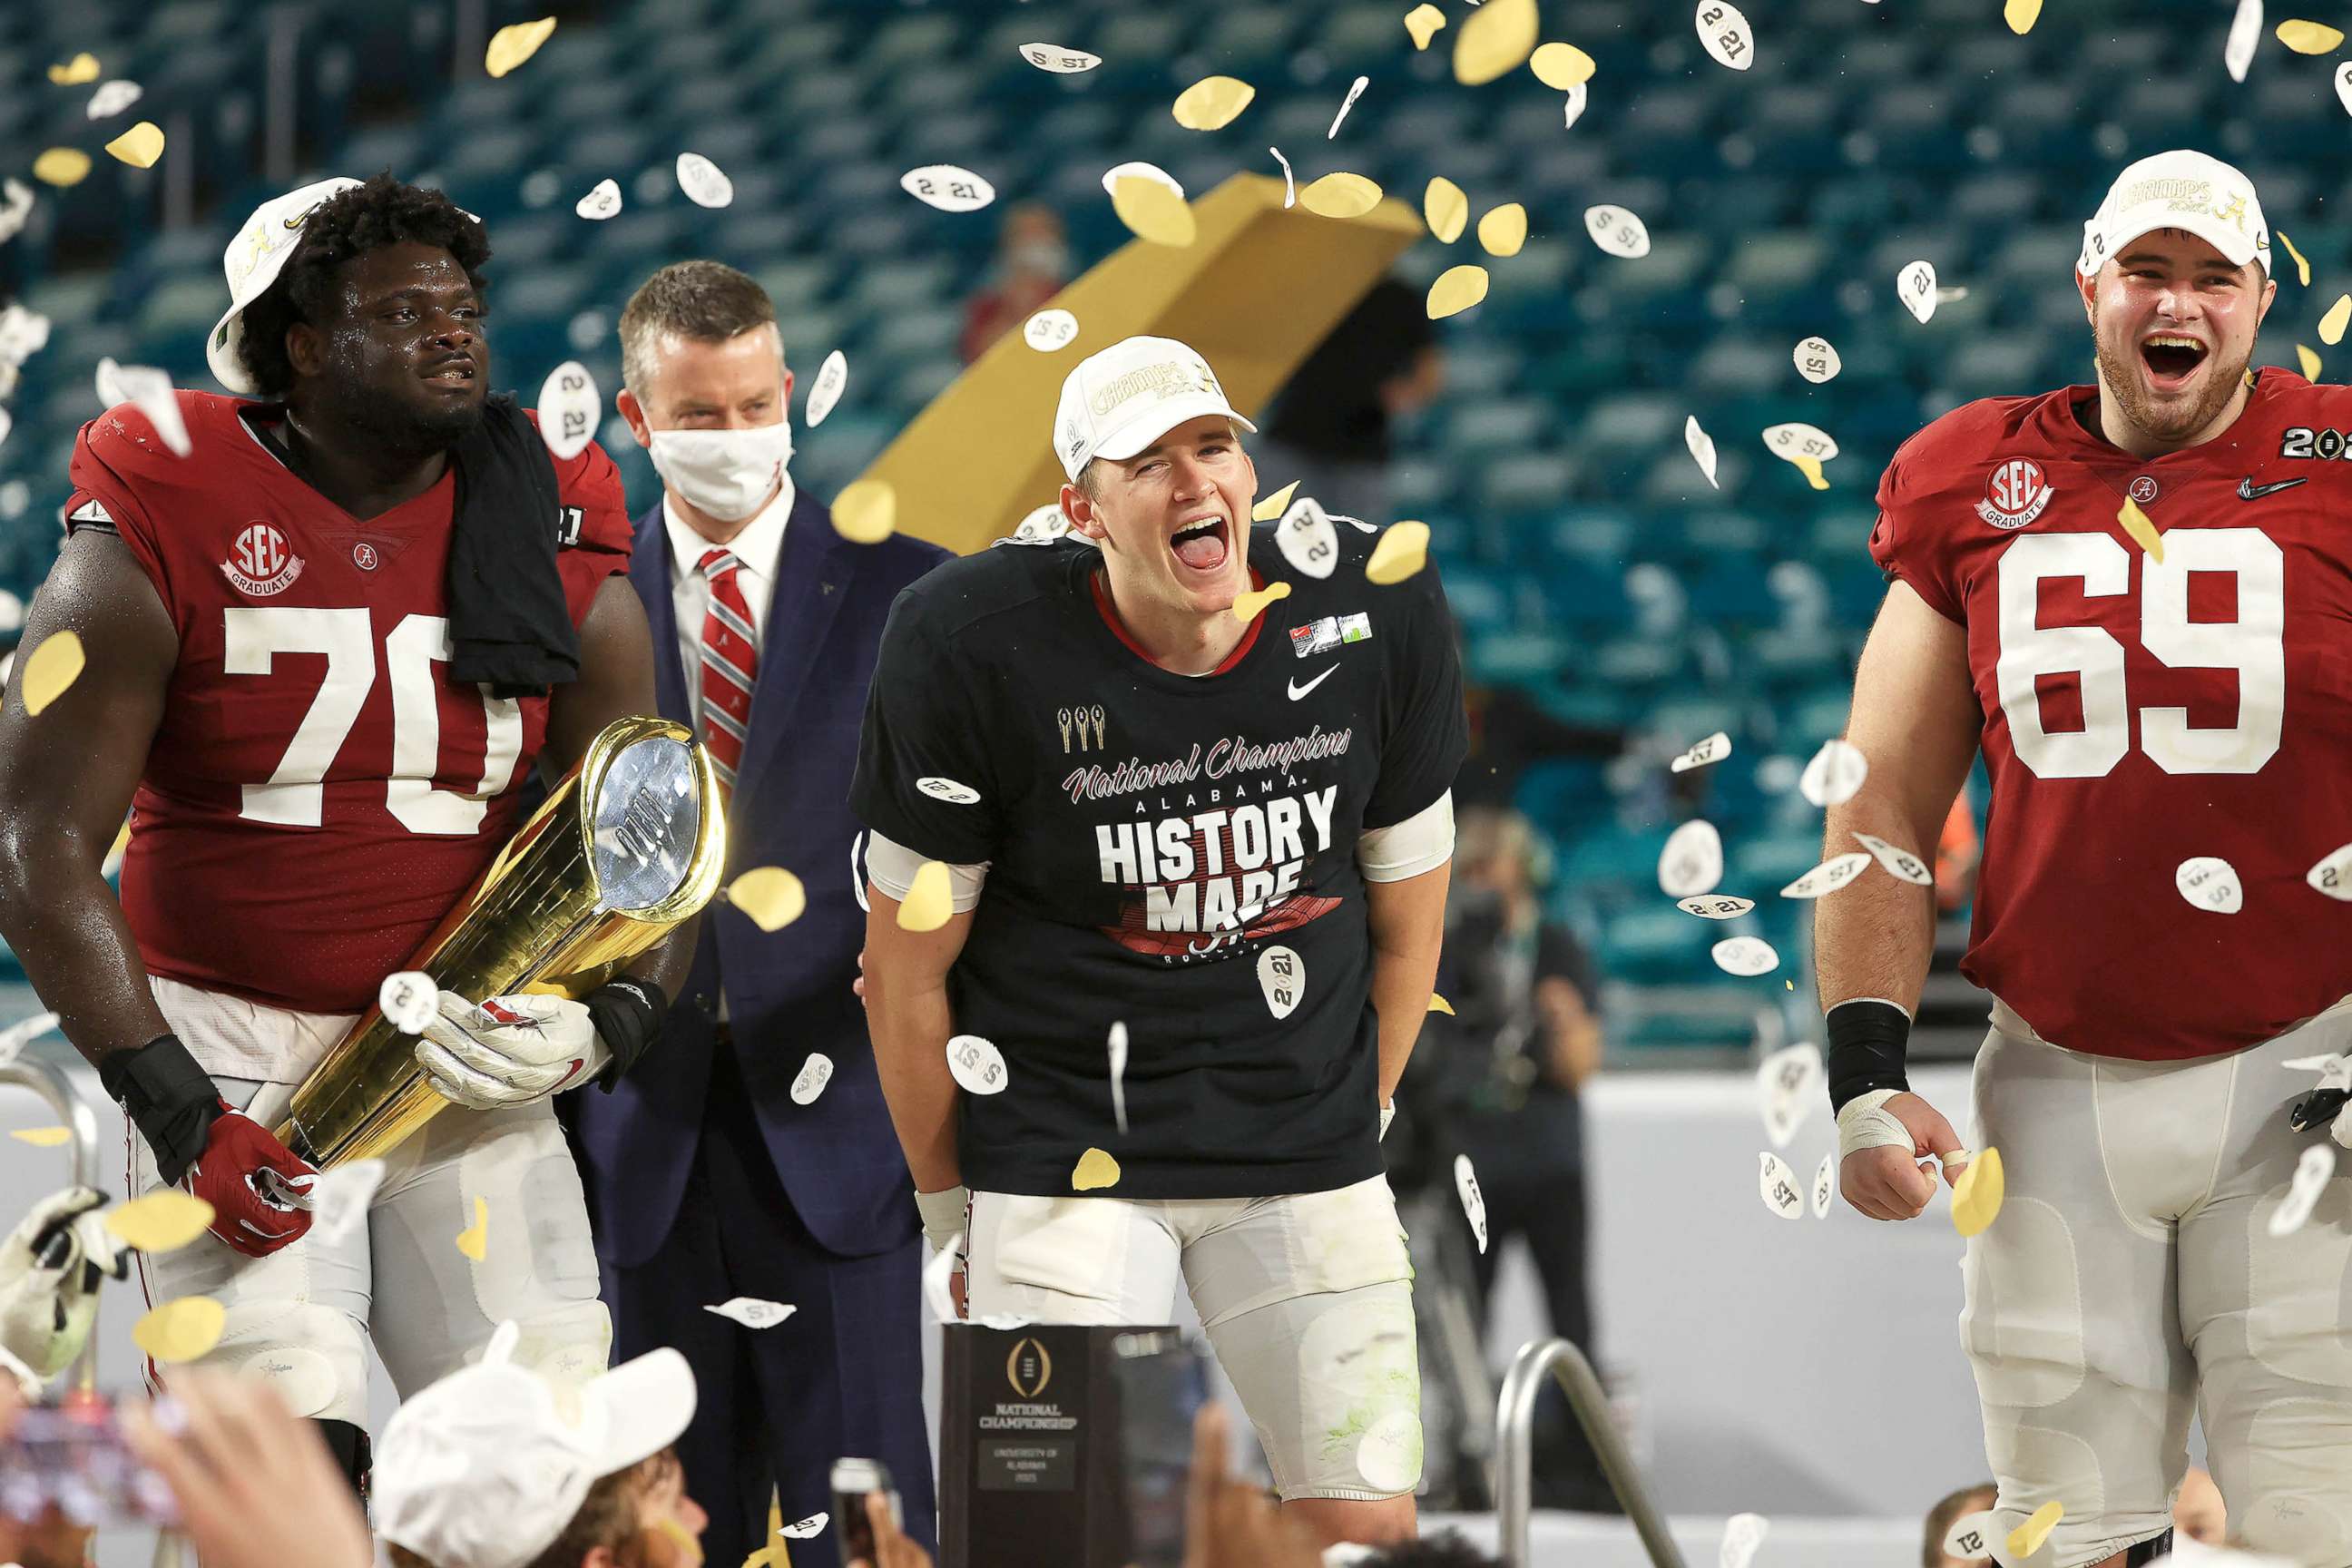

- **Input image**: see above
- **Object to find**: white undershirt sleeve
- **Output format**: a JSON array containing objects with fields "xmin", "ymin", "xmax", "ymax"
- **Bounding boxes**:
[
  {"xmin": 1356, "ymin": 789, "xmax": 1455, "ymax": 883},
  {"xmin": 865, "ymin": 830, "xmax": 990, "ymax": 913}
]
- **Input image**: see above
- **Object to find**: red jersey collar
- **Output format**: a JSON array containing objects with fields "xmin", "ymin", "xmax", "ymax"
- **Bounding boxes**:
[{"xmin": 1089, "ymin": 564, "xmax": 1264, "ymax": 675}]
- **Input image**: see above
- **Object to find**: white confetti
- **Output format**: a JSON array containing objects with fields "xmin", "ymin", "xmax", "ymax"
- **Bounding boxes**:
[
  {"xmin": 94, "ymin": 358, "xmax": 191, "ymax": 456},
  {"xmin": 1897, "ymin": 260, "xmax": 1939, "ymax": 323},
  {"xmin": 2282, "ymin": 1052, "xmax": 2352, "ymax": 1092},
  {"xmin": 805, "ymin": 348, "xmax": 848, "ymax": 427},
  {"xmin": 1696, "ymin": 1, "xmax": 1756, "ymax": 70},
  {"xmin": 1758, "ymin": 1151, "xmax": 1803, "ymax": 1219},
  {"xmin": 1355, "ymin": 1409, "xmax": 1420, "ymax": 1494},
  {"xmin": 1793, "ymin": 335, "xmax": 1841, "ymax": 383},
  {"xmin": 1852, "ymin": 831, "xmax": 1933, "ymax": 887},
  {"xmin": 675, "ymin": 153, "xmax": 734, "ymax": 209},
  {"xmin": 1658, "ymin": 819, "xmax": 1724, "ymax": 898},
  {"xmin": 1563, "ymin": 83, "xmax": 1589, "ymax": 130},
  {"xmin": 1798, "ymin": 739, "xmax": 1868, "ymax": 807},
  {"xmin": 1017, "ymin": 42, "xmax": 1101, "ymax": 74},
  {"xmin": 2226, "ymin": 0, "xmax": 2263, "ymax": 82},
  {"xmin": 534, "ymin": 360, "xmax": 600, "ymax": 462},
  {"xmin": 1453, "ymin": 1154, "xmax": 1488, "ymax": 1253},
  {"xmin": 309, "ymin": 1159, "xmax": 386, "ymax": 1247},
  {"xmin": 901, "ymin": 163, "xmax": 995, "ymax": 214},
  {"xmin": 0, "ymin": 181, "xmax": 29, "ymax": 247},
  {"xmin": 2308, "ymin": 842, "xmax": 2352, "ymax": 899},
  {"xmin": 85, "ymin": 80, "xmax": 142, "ymax": 120},
  {"xmin": 2269, "ymin": 1144, "xmax": 2337, "ymax": 1238},
  {"xmin": 1714, "ymin": 936, "xmax": 1780, "ymax": 977},
  {"xmin": 1584, "ymin": 204, "xmax": 1651, "ymax": 259},
  {"xmin": 1677, "ymin": 894, "xmax": 1755, "ymax": 920},
  {"xmin": 780, "ymin": 1514, "xmax": 828, "ymax": 1541},
  {"xmin": 850, "ymin": 831, "xmax": 871, "ymax": 915},
  {"xmin": 2337, "ymin": 60, "xmax": 2352, "ymax": 115},
  {"xmin": 1102, "ymin": 162, "xmax": 1183, "ymax": 201},
  {"xmin": 1811, "ymin": 1152, "xmax": 1835, "ymax": 1219},
  {"xmin": 0, "ymin": 1012, "xmax": 59, "ymax": 1072},
  {"xmin": 946, "ymin": 1034, "xmax": 1009, "ymax": 1096},
  {"xmin": 1670, "ymin": 730, "xmax": 1730, "ymax": 773},
  {"xmin": 1328, "ymin": 75, "xmax": 1369, "ymax": 138},
  {"xmin": 1757, "ymin": 1044, "xmax": 1823, "ymax": 1149},
  {"xmin": 1762, "ymin": 422, "xmax": 1839, "ymax": 464},
  {"xmin": 916, "ymin": 776, "xmax": 981, "ymax": 805},
  {"xmin": 922, "ymin": 1236, "xmax": 961, "ymax": 1323},
  {"xmin": 574, "ymin": 178, "xmax": 622, "ymax": 220},
  {"xmin": 1257, "ymin": 945, "xmax": 1305, "ymax": 1020},
  {"xmin": 702, "ymin": 1297, "xmax": 797, "ymax": 1329},
  {"xmin": 790, "ymin": 1053, "xmax": 834, "ymax": 1105},
  {"xmin": 1684, "ymin": 415, "xmax": 1720, "ymax": 488},
  {"xmin": 1022, "ymin": 309, "xmax": 1079, "ymax": 353},
  {"xmin": 1942, "ymin": 1511, "xmax": 1996, "ymax": 1561},
  {"xmin": 1720, "ymin": 1513, "xmax": 1770, "ymax": 1568},
  {"xmin": 2176, "ymin": 856, "xmax": 2244, "ymax": 914},
  {"xmin": 1275, "ymin": 495, "xmax": 1340, "ymax": 580},
  {"xmin": 1108, "ymin": 1021, "xmax": 1130, "ymax": 1135},
  {"xmin": 1780, "ymin": 851, "xmax": 1874, "ymax": 901},
  {"xmin": 1269, "ymin": 146, "xmax": 1296, "ymax": 208},
  {"xmin": 378, "ymin": 971, "xmax": 437, "ymax": 1034}
]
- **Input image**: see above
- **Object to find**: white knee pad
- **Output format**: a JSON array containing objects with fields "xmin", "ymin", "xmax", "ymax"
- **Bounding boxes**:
[{"xmin": 1206, "ymin": 1276, "xmax": 1420, "ymax": 1503}]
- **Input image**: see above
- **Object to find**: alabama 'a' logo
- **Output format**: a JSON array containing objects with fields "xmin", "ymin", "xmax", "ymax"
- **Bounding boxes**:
[
  {"xmin": 220, "ymin": 522, "xmax": 305, "ymax": 597},
  {"xmin": 1975, "ymin": 457, "xmax": 2054, "ymax": 531}
]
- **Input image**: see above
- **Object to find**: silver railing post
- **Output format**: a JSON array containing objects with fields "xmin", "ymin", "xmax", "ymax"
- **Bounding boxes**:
[
  {"xmin": 1494, "ymin": 1337, "xmax": 1685, "ymax": 1568},
  {"xmin": 0, "ymin": 1050, "xmax": 103, "ymax": 1397}
]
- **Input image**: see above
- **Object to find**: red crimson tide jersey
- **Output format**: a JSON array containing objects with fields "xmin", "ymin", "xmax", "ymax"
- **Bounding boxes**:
[
  {"xmin": 1870, "ymin": 368, "xmax": 2352, "ymax": 1061},
  {"xmin": 64, "ymin": 390, "xmax": 632, "ymax": 1014}
]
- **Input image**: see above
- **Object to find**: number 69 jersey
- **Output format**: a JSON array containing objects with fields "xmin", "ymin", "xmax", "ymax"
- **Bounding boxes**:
[
  {"xmin": 64, "ymin": 390, "xmax": 632, "ymax": 1030},
  {"xmin": 1869, "ymin": 368, "xmax": 2352, "ymax": 1061}
]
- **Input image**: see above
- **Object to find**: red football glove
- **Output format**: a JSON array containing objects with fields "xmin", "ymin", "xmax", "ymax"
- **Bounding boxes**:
[{"xmin": 183, "ymin": 1103, "xmax": 318, "ymax": 1259}]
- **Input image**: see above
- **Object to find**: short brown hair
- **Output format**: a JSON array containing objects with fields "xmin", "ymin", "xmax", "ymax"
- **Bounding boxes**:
[
  {"xmin": 1923, "ymin": 1483, "xmax": 1997, "ymax": 1567},
  {"xmin": 619, "ymin": 260, "xmax": 779, "ymax": 397}
]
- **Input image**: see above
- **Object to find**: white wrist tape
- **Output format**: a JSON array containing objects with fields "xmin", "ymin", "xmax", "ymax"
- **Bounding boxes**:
[
  {"xmin": 916, "ymin": 1185, "xmax": 971, "ymax": 1256},
  {"xmin": 1837, "ymin": 1088, "xmax": 1916, "ymax": 1162}
]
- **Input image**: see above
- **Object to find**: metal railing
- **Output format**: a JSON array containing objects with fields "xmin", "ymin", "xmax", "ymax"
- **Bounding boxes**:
[
  {"xmin": 1494, "ymin": 1337, "xmax": 1686, "ymax": 1568},
  {"xmin": 0, "ymin": 1045, "xmax": 103, "ymax": 1396}
]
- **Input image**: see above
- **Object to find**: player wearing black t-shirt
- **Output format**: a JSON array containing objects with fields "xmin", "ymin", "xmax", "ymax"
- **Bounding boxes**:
[{"xmin": 853, "ymin": 337, "xmax": 1465, "ymax": 1548}]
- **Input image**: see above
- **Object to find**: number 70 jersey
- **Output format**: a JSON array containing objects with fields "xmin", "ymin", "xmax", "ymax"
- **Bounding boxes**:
[
  {"xmin": 64, "ymin": 390, "xmax": 632, "ymax": 1018},
  {"xmin": 1869, "ymin": 369, "xmax": 2352, "ymax": 1061}
]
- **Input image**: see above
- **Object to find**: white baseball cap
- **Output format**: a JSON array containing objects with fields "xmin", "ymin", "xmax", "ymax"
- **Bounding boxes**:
[
  {"xmin": 1052, "ymin": 335, "xmax": 1256, "ymax": 484},
  {"xmin": 206, "ymin": 175, "xmax": 363, "ymax": 395},
  {"xmin": 2076, "ymin": 150, "xmax": 2270, "ymax": 281},
  {"xmin": 373, "ymin": 1327, "xmax": 698, "ymax": 1568}
]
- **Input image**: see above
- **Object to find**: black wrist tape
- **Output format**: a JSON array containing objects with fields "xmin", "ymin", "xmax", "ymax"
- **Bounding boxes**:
[
  {"xmin": 99, "ymin": 1034, "xmax": 221, "ymax": 1186},
  {"xmin": 1826, "ymin": 999, "xmax": 1913, "ymax": 1113},
  {"xmin": 585, "ymin": 977, "xmax": 669, "ymax": 1090}
]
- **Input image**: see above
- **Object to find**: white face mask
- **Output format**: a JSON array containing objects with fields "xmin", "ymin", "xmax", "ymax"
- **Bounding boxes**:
[{"xmin": 646, "ymin": 418, "xmax": 794, "ymax": 524}]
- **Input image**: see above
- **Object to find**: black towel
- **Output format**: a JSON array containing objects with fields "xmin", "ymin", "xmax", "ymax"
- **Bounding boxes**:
[{"xmin": 446, "ymin": 393, "xmax": 580, "ymax": 697}]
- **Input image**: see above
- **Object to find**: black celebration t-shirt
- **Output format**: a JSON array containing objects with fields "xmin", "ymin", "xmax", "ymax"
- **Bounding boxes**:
[{"xmin": 850, "ymin": 518, "xmax": 1467, "ymax": 1199}]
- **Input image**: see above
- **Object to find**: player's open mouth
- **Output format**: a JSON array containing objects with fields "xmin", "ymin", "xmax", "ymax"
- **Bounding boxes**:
[
  {"xmin": 1169, "ymin": 514, "xmax": 1230, "ymax": 574},
  {"xmin": 421, "ymin": 356, "xmax": 477, "ymax": 388},
  {"xmin": 2140, "ymin": 333, "xmax": 2208, "ymax": 392}
]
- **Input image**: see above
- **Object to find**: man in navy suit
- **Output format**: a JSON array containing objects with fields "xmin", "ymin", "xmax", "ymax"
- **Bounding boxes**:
[{"xmin": 574, "ymin": 260, "xmax": 948, "ymax": 1563}]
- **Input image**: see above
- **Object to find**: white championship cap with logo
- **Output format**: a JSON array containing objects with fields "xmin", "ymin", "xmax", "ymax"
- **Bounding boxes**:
[
  {"xmin": 1053, "ymin": 334, "xmax": 1257, "ymax": 484},
  {"xmin": 2076, "ymin": 149, "xmax": 2270, "ymax": 281},
  {"xmin": 206, "ymin": 175, "xmax": 363, "ymax": 396},
  {"xmin": 373, "ymin": 1325, "xmax": 698, "ymax": 1568}
]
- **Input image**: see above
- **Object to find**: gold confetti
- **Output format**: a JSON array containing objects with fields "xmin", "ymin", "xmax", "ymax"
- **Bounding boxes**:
[
  {"xmin": 2004, "ymin": 0, "xmax": 2043, "ymax": 34},
  {"xmin": 2299, "ymin": 345, "xmax": 2323, "ymax": 380},
  {"xmin": 1112, "ymin": 174, "xmax": 1196, "ymax": 247},
  {"xmin": 1424, "ymin": 177, "xmax": 1468, "ymax": 244},
  {"xmin": 1530, "ymin": 42, "xmax": 1597, "ymax": 88},
  {"xmin": 1427, "ymin": 994, "xmax": 1455, "ymax": 1015},
  {"xmin": 133, "ymin": 1297, "xmax": 226, "ymax": 1364},
  {"xmin": 1952, "ymin": 1146, "xmax": 2006, "ymax": 1239},
  {"xmin": 831, "ymin": 478, "xmax": 897, "ymax": 544},
  {"xmin": 1454, "ymin": 0, "xmax": 1538, "ymax": 84},
  {"xmin": 9, "ymin": 1127, "xmax": 71, "ymax": 1147},
  {"xmin": 1404, "ymin": 4, "xmax": 1446, "ymax": 50},
  {"xmin": 1171, "ymin": 75, "xmax": 1256, "ymax": 132},
  {"xmin": 19, "ymin": 631, "xmax": 86, "ymax": 716},
  {"xmin": 32, "ymin": 149, "xmax": 92, "ymax": 189},
  {"xmin": 727, "ymin": 867, "xmax": 807, "ymax": 933},
  {"xmin": 1072, "ymin": 1148, "xmax": 1122, "ymax": 1191},
  {"xmin": 2279, "ymin": 229, "xmax": 2313, "ymax": 288},
  {"xmin": 2320, "ymin": 293, "xmax": 2351, "ymax": 346},
  {"xmin": 2006, "ymin": 1499, "xmax": 2062, "ymax": 1560},
  {"xmin": 1251, "ymin": 480, "xmax": 1300, "ymax": 522},
  {"xmin": 456, "ymin": 1196, "xmax": 488, "ymax": 1261},
  {"xmin": 485, "ymin": 16, "xmax": 557, "ymax": 78},
  {"xmin": 103, "ymin": 122, "xmax": 163, "ymax": 169},
  {"xmin": 1366, "ymin": 521, "xmax": 1432, "ymax": 585},
  {"xmin": 2117, "ymin": 498, "xmax": 2164, "ymax": 564},
  {"xmin": 2277, "ymin": 18, "xmax": 2346, "ymax": 52},
  {"xmin": 897, "ymin": 860, "xmax": 953, "ymax": 933},
  {"xmin": 1230, "ymin": 580, "xmax": 1294, "ymax": 625},
  {"xmin": 1298, "ymin": 172, "xmax": 1383, "ymax": 220},
  {"xmin": 1426, "ymin": 264, "xmax": 1491, "ymax": 320},
  {"xmin": 1476, "ymin": 202, "xmax": 1527, "ymax": 258},
  {"xmin": 104, "ymin": 1191, "xmax": 214, "ymax": 1254},
  {"xmin": 46, "ymin": 54, "xmax": 100, "ymax": 85},
  {"xmin": 1792, "ymin": 454, "xmax": 1830, "ymax": 491}
]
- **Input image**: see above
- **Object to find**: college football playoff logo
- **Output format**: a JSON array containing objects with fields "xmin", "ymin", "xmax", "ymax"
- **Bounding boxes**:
[
  {"xmin": 1975, "ymin": 457, "xmax": 2053, "ymax": 531},
  {"xmin": 1005, "ymin": 1337, "xmax": 1054, "ymax": 1399},
  {"xmin": 220, "ymin": 521, "xmax": 305, "ymax": 597}
]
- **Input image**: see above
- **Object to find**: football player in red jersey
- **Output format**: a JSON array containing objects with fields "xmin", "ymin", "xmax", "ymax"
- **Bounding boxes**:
[
  {"xmin": 1818, "ymin": 150, "xmax": 2352, "ymax": 1568},
  {"xmin": 0, "ymin": 174, "xmax": 688, "ymax": 1487}
]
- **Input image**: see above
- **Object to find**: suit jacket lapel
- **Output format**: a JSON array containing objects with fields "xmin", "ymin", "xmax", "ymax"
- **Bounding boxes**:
[
  {"xmin": 630, "ymin": 505, "xmax": 694, "ymax": 728},
  {"xmin": 736, "ymin": 489, "xmax": 855, "ymax": 797}
]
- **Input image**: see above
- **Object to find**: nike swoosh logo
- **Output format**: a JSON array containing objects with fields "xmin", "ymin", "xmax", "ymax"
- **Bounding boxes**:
[
  {"xmin": 1288, "ymin": 665, "xmax": 1338, "ymax": 701},
  {"xmin": 2239, "ymin": 476, "xmax": 2308, "ymax": 500}
]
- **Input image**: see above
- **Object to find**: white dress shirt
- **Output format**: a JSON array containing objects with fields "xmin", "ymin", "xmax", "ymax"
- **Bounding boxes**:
[{"xmin": 662, "ymin": 475, "xmax": 795, "ymax": 731}]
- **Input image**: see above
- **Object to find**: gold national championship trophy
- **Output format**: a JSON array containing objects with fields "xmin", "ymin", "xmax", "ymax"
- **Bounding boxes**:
[{"xmin": 275, "ymin": 715, "xmax": 728, "ymax": 1169}]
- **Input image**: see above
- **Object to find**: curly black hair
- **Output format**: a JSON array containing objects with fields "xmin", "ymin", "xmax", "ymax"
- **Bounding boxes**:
[{"xmin": 235, "ymin": 171, "xmax": 491, "ymax": 398}]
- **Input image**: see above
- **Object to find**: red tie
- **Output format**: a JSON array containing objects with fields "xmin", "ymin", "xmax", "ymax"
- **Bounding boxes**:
[{"xmin": 696, "ymin": 547, "xmax": 758, "ymax": 794}]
